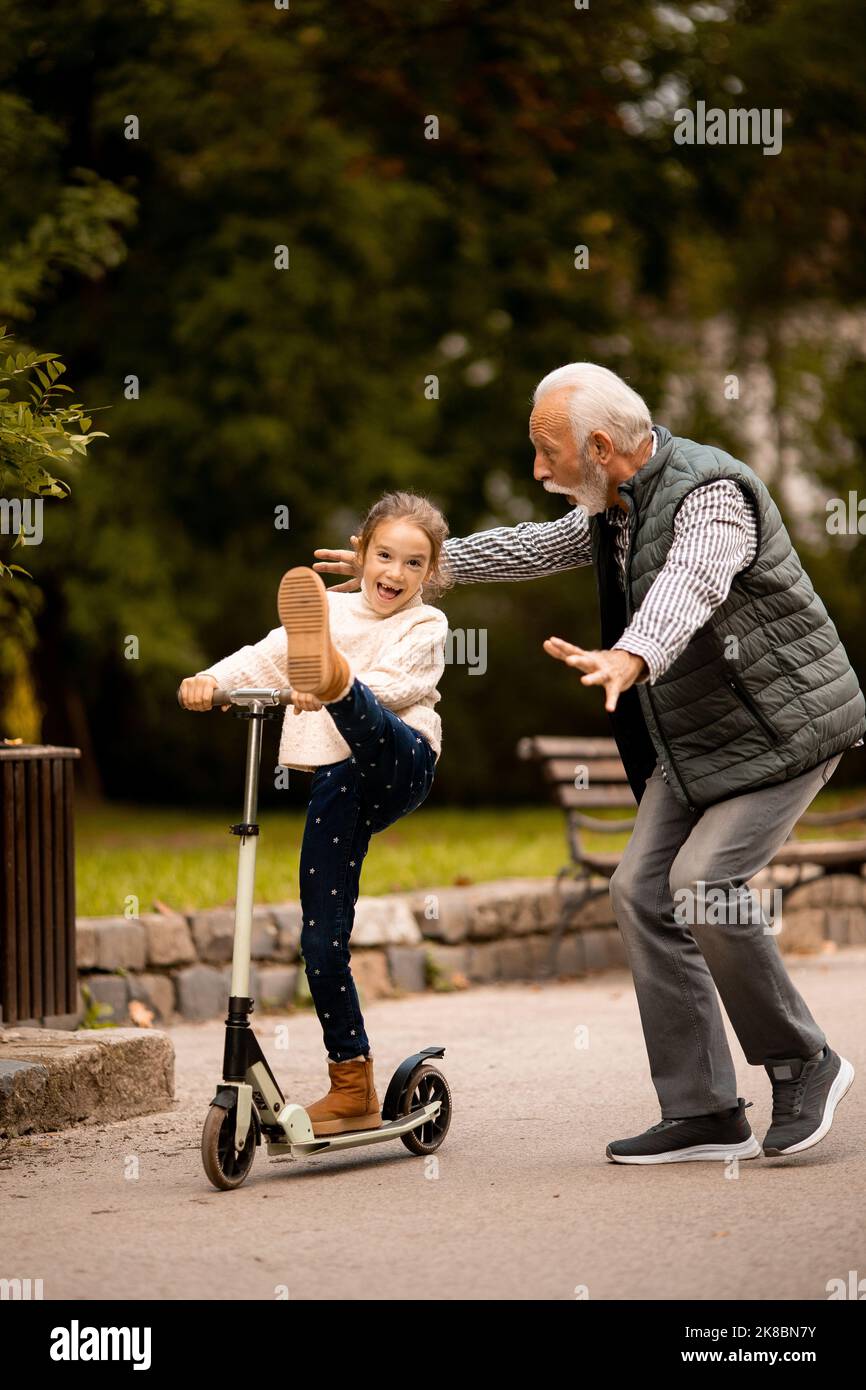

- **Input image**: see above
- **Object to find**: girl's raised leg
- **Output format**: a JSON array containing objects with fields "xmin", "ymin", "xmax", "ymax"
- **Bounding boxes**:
[{"xmin": 324, "ymin": 677, "xmax": 436, "ymax": 833}]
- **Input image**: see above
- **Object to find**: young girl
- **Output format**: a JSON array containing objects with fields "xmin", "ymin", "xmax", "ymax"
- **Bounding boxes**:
[{"xmin": 179, "ymin": 491, "xmax": 452, "ymax": 1136}]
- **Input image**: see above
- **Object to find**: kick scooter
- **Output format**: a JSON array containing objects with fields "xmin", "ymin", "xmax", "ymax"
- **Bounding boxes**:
[{"xmin": 177, "ymin": 684, "xmax": 452, "ymax": 1191}]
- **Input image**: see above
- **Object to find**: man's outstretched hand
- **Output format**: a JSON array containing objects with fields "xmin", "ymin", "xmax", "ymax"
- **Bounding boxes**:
[
  {"xmin": 543, "ymin": 637, "xmax": 647, "ymax": 712},
  {"xmin": 312, "ymin": 535, "xmax": 362, "ymax": 591}
]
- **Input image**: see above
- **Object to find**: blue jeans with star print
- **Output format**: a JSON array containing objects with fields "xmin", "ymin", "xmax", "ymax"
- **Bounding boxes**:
[{"xmin": 298, "ymin": 677, "xmax": 437, "ymax": 1061}]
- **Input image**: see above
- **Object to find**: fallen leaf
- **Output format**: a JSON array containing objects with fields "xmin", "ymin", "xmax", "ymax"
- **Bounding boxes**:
[{"xmin": 129, "ymin": 1000, "xmax": 155, "ymax": 1028}]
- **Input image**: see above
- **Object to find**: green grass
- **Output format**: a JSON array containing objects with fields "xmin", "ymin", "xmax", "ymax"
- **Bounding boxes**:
[
  {"xmin": 74, "ymin": 786, "xmax": 866, "ymax": 918},
  {"xmin": 75, "ymin": 802, "xmax": 573, "ymax": 917}
]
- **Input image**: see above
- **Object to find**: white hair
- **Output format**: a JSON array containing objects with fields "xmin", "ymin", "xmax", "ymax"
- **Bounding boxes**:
[{"xmin": 532, "ymin": 362, "xmax": 652, "ymax": 456}]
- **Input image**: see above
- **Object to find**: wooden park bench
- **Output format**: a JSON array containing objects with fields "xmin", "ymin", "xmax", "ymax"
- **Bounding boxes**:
[{"xmin": 517, "ymin": 734, "xmax": 866, "ymax": 970}]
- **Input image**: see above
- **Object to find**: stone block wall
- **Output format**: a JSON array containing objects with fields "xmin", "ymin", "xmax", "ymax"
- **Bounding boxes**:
[{"xmin": 69, "ymin": 867, "xmax": 866, "ymax": 1027}]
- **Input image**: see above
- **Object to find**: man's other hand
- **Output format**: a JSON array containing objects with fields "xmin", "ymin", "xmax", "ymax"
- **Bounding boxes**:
[
  {"xmin": 543, "ymin": 638, "xmax": 647, "ymax": 712},
  {"xmin": 312, "ymin": 534, "xmax": 362, "ymax": 591}
]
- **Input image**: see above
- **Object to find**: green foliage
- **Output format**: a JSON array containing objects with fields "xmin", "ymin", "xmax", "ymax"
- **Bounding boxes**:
[
  {"xmin": 292, "ymin": 964, "xmax": 314, "ymax": 1010},
  {"xmin": 425, "ymin": 947, "xmax": 457, "ymax": 995},
  {"xmin": 0, "ymin": 167, "xmax": 137, "ymax": 321},
  {"xmin": 79, "ymin": 983, "xmax": 116, "ymax": 1030},
  {"xmin": 0, "ymin": 329, "xmax": 108, "ymax": 563}
]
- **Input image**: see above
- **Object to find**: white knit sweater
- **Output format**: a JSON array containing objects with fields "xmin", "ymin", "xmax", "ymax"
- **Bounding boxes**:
[{"xmin": 197, "ymin": 586, "xmax": 449, "ymax": 772}]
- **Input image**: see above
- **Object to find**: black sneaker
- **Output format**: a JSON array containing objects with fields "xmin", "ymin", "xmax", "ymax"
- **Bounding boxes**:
[
  {"xmin": 762, "ymin": 1045, "xmax": 855, "ymax": 1156},
  {"xmin": 605, "ymin": 1098, "xmax": 762, "ymax": 1164}
]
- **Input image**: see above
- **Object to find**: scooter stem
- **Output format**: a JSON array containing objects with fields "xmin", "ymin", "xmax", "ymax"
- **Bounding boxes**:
[{"xmin": 230, "ymin": 704, "xmax": 265, "ymax": 998}]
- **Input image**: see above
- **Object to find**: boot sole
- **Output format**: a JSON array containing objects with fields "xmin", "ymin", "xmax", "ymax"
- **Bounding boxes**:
[
  {"xmin": 277, "ymin": 567, "xmax": 336, "ymax": 694},
  {"xmin": 762, "ymin": 1057, "xmax": 855, "ymax": 1156},
  {"xmin": 606, "ymin": 1134, "xmax": 762, "ymax": 1164},
  {"xmin": 310, "ymin": 1112, "xmax": 383, "ymax": 1137}
]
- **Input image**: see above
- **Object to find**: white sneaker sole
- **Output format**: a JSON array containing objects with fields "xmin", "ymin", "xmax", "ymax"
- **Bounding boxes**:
[
  {"xmin": 606, "ymin": 1134, "xmax": 762, "ymax": 1165},
  {"xmin": 763, "ymin": 1057, "xmax": 855, "ymax": 1156}
]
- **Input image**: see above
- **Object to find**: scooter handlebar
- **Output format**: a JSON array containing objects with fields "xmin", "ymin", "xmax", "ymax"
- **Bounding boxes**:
[{"xmin": 176, "ymin": 685, "xmax": 294, "ymax": 709}]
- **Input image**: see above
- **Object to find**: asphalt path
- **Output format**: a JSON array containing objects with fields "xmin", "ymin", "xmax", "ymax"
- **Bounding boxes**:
[{"xmin": 3, "ymin": 949, "xmax": 864, "ymax": 1300}]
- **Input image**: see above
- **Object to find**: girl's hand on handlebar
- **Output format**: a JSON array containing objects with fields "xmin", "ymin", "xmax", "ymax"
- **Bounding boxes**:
[
  {"xmin": 312, "ymin": 534, "xmax": 362, "ymax": 592},
  {"xmin": 179, "ymin": 675, "xmax": 230, "ymax": 711},
  {"xmin": 292, "ymin": 690, "xmax": 324, "ymax": 715}
]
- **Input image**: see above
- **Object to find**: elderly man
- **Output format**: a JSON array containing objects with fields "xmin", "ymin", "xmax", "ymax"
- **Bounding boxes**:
[{"xmin": 315, "ymin": 362, "xmax": 865, "ymax": 1165}]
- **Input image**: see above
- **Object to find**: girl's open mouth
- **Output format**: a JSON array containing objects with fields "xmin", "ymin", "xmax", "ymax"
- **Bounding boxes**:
[{"xmin": 376, "ymin": 583, "xmax": 402, "ymax": 602}]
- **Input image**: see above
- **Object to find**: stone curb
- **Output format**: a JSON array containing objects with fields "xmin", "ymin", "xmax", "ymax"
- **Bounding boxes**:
[{"xmin": 0, "ymin": 1028, "xmax": 174, "ymax": 1138}]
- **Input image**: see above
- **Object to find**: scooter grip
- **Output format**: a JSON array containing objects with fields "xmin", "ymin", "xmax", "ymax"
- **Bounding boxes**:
[{"xmin": 175, "ymin": 685, "xmax": 231, "ymax": 708}]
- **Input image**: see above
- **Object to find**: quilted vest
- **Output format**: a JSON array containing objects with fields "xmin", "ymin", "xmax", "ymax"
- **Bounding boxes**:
[{"xmin": 589, "ymin": 426, "xmax": 866, "ymax": 811}]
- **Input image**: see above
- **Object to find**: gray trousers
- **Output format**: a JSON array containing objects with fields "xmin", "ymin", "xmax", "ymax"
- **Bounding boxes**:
[{"xmin": 609, "ymin": 752, "xmax": 843, "ymax": 1118}]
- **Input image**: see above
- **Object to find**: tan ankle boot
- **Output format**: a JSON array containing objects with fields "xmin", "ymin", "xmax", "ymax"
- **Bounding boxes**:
[
  {"xmin": 277, "ymin": 566, "xmax": 351, "ymax": 701},
  {"xmin": 305, "ymin": 1055, "xmax": 382, "ymax": 1136}
]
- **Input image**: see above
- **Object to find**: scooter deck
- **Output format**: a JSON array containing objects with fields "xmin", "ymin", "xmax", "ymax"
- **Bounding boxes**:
[{"xmin": 266, "ymin": 1101, "xmax": 441, "ymax": 1158}]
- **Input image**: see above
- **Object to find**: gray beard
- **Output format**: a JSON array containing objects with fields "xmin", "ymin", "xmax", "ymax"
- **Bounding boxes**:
[
  {"xmin": 542, "ymin": 449, "xmax": 609, "ymax": 515},
  {"xmin": 575, "ymin": 453, "xmax": 610, "ymax": 515}
]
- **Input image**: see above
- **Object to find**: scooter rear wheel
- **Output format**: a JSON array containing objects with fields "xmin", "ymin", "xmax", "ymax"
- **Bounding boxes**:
[
  {"xmin": 201, "ymin": 1103, "xmax": 257, "ymax": 1190},
  {"xmin": 399, "ymin": 1064, "xmax": 452, "ymax": 1155}
]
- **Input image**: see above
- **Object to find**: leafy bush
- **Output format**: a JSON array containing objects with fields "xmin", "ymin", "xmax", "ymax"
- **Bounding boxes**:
[{"xmin": 0, "ymin": 327, "xmax": 107, "ymax": 579}]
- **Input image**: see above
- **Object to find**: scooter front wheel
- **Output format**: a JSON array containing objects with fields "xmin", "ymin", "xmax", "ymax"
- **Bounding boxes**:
[
  {"xmin": 399, "ymin": 1064, "xmax": 452, "ymax": 1155},
  {"xmin": 201, "ymin": 1103, "xmax": 257, "ymax": 1190}
]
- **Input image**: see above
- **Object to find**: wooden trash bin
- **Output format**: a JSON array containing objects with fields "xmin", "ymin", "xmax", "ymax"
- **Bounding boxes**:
[{"xmin": 1, "ymin": 744, "xmax": 81, "ymax": 1026}]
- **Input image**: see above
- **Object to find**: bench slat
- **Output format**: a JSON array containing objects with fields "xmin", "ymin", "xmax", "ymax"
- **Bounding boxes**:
[
  {"xmin": 797, "ymin": 805, "xmax": 866, "ymax": 828},
  {"xmin": 555, "ymin": 786, "xmax": 637, "ymax": 809},
  {"xmin": 517, "ymin": 736, "xmax": 620, "ymax": 760},
  {"xmin": 772, "ymin": 839, "xmax": 866, "ymax": 868},
  {"xmin": 543, "ymin": 758, "xmax": 632, "ymax": 784}
]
